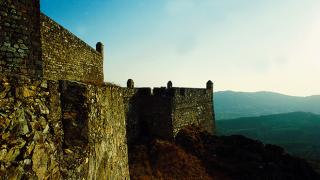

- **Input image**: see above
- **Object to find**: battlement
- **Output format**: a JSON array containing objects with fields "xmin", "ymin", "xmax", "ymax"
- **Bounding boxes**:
[
  {"xmin": 124, "ymin": 82, "xmax": 213, "ymax": 98},
  {"xmin": 123, "ymin": 80, "xmax": 215, "ymax": 143}
]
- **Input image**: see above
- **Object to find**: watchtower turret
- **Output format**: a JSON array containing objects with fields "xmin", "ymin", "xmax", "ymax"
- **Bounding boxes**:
[
  {"xmin": 127, "ymin": 79, "xmax": 134, "ymax": 89},
  {"xmin": 206, "ymin": 80, "xmax": 213, "ymax": 91},
  {"xmin": 167, "ymin": 81, "xmax": 173, "ymax": 89}
]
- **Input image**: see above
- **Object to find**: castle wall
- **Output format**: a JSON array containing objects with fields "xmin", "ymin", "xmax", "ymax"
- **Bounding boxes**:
[
  {"xmin": 122, "ymin": 85, "xmax": 215, "ymax": 144},
  {"xmin": 0, "ymin": 0, "xmax": 43, "ymax": 77},
  {"xmin": 40, "ymin": 14, "xmax": 103, "ymax": 83},
  {"xmin": 123, "ymin": 88, "xmax": 174, "ymax": 145},
  {"xmin": 1, "ymin": 1, "xmax": 215, "ymax": 179},
  {"xmin": 58, "ymin": 81, "xmax": 130, "ymax": 179},
  {"xmin": 122, "ymin": 88, "xmax": 140, "ymax": 145},
  {"xmin": 172, "ymin": 88, "xmax": 215, "ymax": 136},
  {"xmin": 0, "ymin": 76, "xmax": 63, "ymax": 179},
  {"xmin": 59, "ymin": 81, "xmax": 90, "ymax": 179},
  {"xmin": 0, "ymin": 78, "xmax": 130, "ymax": 179},
  {"xmin": 85, "ymin": 84, "xmax": 130, "ymax": 179},
  {"xmin": 135, "ymin": 88, "xmax": 174, "ymax": 141}
]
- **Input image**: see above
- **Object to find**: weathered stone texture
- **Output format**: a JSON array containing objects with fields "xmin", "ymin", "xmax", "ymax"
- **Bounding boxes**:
[
  {"xmin": 0, "ymin": 77, "xmax": 131, "ymax": 179},
  {"xmin": 87, "ymin": 84, "xmax": 130, "ymax": 179},
  {"xmin": 171, "ymin": 88, "xmax": 215, "ymax": 136},
  {"xmin": 40, "ymin": 14, "xmax": 103, "ymax": 83},
  {"xmin": 0, "ymin": 0, "xmax": 43, "ymax": 77},
  {"xmin": 1, "ymin": 1, "xmax": 103, "ymax": 82},
  {"xmin": 60, "ymin": 81, "xmax": 130, "ymax": 180},
  {"xmin": 0, "ymin": 76, "xmax": 63, "ymax": 179},
  {"xmin": 58, "ymin": 81, "xmax": 89, "ymax": 179}
]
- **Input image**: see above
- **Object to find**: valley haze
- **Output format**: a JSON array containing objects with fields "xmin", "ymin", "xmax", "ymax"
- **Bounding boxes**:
[{"xmin": 215, "ymin": 90, "xmax": 320, "ymax": 120}]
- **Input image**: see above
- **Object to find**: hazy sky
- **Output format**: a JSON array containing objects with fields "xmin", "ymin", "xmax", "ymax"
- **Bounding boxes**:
[{"xmin": 41, "ymin": 0, "xmax": 320, "ymax": 96}]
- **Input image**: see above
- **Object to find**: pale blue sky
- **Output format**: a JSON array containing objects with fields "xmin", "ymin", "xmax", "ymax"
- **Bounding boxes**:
[{"xmin": 41, "ymin": 0, "xmax": 320, "ymax": 96}]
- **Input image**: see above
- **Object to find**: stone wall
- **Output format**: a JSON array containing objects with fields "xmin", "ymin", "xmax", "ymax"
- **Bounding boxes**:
[
  {"xmin": 122, "ymin": 88, "xmax": 140, "ymax": 145},
  {"xmin": 122, "ymin": 84, "xmax": 215, "ymax": 144},
  {"xmin": 0, "ymin": 77, "xmax": 130, "ymax": 179},
  {"xmin": 0, "ymin": 0, "xmax": 43, "ymax": 77},
  {"xmin": 0, "ymin": 1, "xmax": 215, "ymax": 178},
  {"xmin": 123, "ymin": 88, "xmax": 174, "ymax": 145},
  {"xmin": 40, "ymin": 14, "xmax": 103, "ymax": 83},
  {"xmin": 171, "ymin": 88, "xmax": 215, "ymax": 136},
  {"xmin": 59, "ymin": 81, "xmax": 89, "ymax": 179},
  {"xmin": 0, "ymin": 76, "xmax": 63, "ymax": 179},
  {"xmin": 140, "ymin": 88, "xmax": 174, "ymax": 141},
  {"xmin": 0, "ymin": 1, "xmax": 104, "ymax": 82},
  {"xmin": 60, "ymin": 81, "xmax": 130, "ymax": 180},
  {"xmin": 86, "ymin": 84, "xmax": 130, "ymax": 179}
]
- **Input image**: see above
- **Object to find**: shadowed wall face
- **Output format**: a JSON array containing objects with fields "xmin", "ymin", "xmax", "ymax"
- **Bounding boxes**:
[
  {"xmin": 123, "ymin": 86, "xmax": 215, "ymax": 144},
  {"xmin": 40, "ymin": 14, "xmax": 103, "ymax": 83},
  {"xmin": 0, "ymin": 0, "xmax": 42, "ymax": 77}
]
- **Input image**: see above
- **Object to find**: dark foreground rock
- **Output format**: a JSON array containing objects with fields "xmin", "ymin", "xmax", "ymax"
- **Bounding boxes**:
[{"xmin": 129, "ymin": 126, "xmax": 320, "ymax": 180}]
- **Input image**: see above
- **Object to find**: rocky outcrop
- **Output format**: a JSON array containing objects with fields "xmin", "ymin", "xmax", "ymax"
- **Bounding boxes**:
[
  {"xmin": 129, "ymin": 139, "xmax": 212, "ymax": 180},
  {"xmin": 176, "ymin": 126, "xmax": 320, "ymax": 180},
  {"xmin": 128, "ymin": 126, "xmax": 320, "ymax": 180}
]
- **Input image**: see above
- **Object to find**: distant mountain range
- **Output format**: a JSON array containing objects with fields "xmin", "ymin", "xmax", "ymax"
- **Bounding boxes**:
[
  {"xmin": 214, "ymin": 91, "xmax": 320, "ymax": 120},
  {"xmin": 217, "ymin": 112, "xmax": 320, "ymax": 162}
]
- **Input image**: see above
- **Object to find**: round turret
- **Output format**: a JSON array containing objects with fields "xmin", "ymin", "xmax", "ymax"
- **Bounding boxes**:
[
  {"xmin": 127, "ymin": 79, "xmax": 134, "ymax": 89},
  {"xmin": 96, "ymin": 42, "xmax": 104, "ymax": 58},
  {"xmin": 167, "ymin": 81, "xmax": 173, "ymax": 89},
  {"xmin": 206, "ymin": 80, "xmax": 213, "ymax": 90}
]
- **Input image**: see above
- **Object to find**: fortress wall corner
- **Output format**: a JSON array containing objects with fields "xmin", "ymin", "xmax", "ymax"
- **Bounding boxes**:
[
  {"xmin": 171, "ymin": 88, "xmax": 215, "ymax": 136},
  {"xmin": 137, "ymin": 89, "xmax": 174, "ymax": 141},
  {"xmin": 85, "ymin": 84, "xmax": 130, "ymax": 179},
  {"xmin": 122, "ymin": 87, "xmax": 174, "ymax": 145},
  {"xmin": 59, "ymin": 81, "xmax": 130, "ymax": 179},
  {"xmin": 0, "ymin": 0, "xmax": 43, "ymax": 77},
  {"xmin": 121, "ymin": 84, "xmax": 216, "ymax": 144}
]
